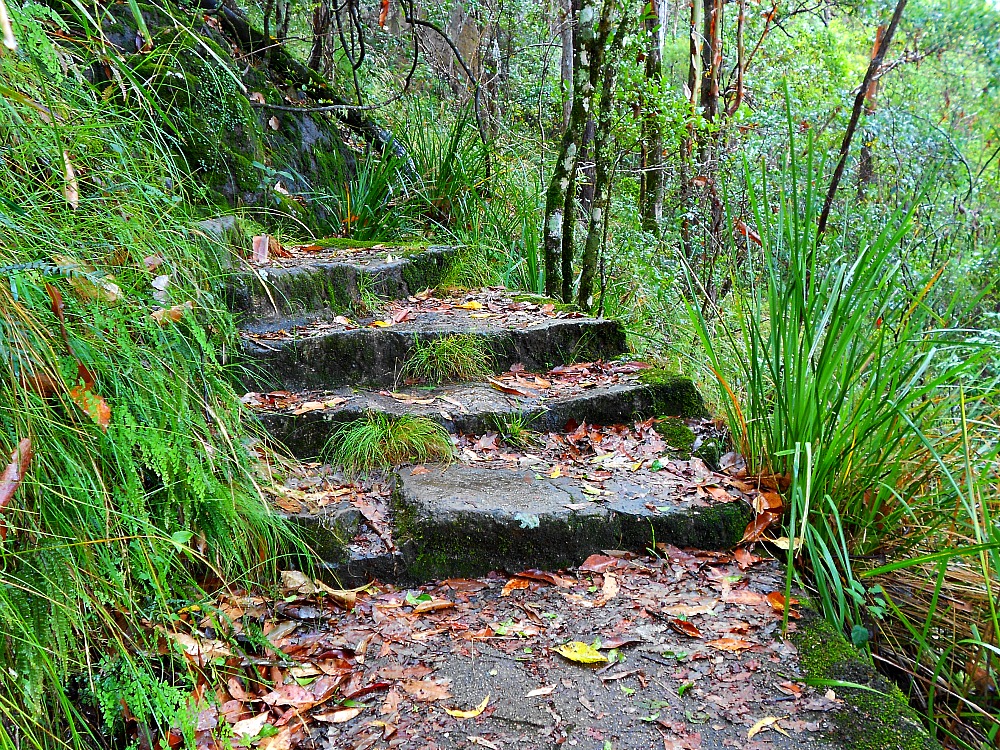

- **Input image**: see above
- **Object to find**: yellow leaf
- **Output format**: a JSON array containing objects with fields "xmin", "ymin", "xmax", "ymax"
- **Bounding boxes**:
[
  {"xmin": 748, "ymin": 716, "xmax": 787, "ymax": 739},
  {"xmin": 549, "ymin": 466, "xmax": 562, "ymax": 478},
  {"xmin": 553, "ymin": 641, "xmax": 607, "ymax": 664},
  {"xmin": 444, "ymin": 693, "xmax": 489, "ymax": 719},
  {"xmin": 771, "ymin": 536, "xmax": 803, "ymax": 551},
  {"xmin": 370, "ymin": 320, "xmax": 392, "ymax": 328},
  {"xmin": 456, "ymin": 301, "xmax": 483, "ymax": 310}
]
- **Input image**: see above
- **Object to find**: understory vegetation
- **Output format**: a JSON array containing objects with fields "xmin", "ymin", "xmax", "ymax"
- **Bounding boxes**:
[{"xmin": 1, "ymin": 0, "xmax": 999, "ymax": 746}]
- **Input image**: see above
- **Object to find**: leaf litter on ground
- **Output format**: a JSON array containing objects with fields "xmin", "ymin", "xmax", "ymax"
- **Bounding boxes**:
[{"xmin": 137, "ymin": 546, "xmax": 843, "ymax": 750}]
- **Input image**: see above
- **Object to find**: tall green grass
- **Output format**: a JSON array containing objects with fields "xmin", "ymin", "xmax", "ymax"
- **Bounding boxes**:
[
  {"xmin": 0, "ymin": 7, "xmax": 294, "ymax": 747},
  {"xmin": 689, "ymin": 118, "xmax": 999, "ymax": 744}
]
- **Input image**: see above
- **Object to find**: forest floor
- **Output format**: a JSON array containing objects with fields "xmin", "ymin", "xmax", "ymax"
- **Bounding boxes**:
[{"xmin": 163, "ymin": 548, "xmax": 847, "ymax": 750}]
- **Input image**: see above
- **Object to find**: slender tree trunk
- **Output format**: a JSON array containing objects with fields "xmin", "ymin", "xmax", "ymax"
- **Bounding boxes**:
[
  {"xmin": 543, "ymin": 0, "xmax": 583, "ymax": 298},
  {"xmin": 819, "ymin": 0, "xmax": 908, "ymax": 234},
  {"xmin": 543, "ymin": 0, "xmax": 608, "ymax": 301},
  {"xmin": 680, "ymin": 0, "xmax": 702, "ymax": 261},
  {"xmin": 699, "ymin": 0, "xmax": 723, "ymax": 165},
  {"xmin": 639, "ymin": 0, "xmax": 667, "ymax": 235},
  {"xmin": 579, "ymin": 11, "xmax": 632, "ymax": 310},
  {"xmin": 559, "ymin": 0, "xmax": 574, "ymax": 131},
  {"xmin": 858, "ymin": 24, "xmax": 886, "ymax": 201}
]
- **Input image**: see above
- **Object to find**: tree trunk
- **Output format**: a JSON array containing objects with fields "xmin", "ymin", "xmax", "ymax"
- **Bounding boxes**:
[
  {"xmin": 680, "ymin": 0, "xmax": 703, "ymax": 260},
  {"xmin": 699, "ymin": 0, "xmax": 723, "ymax": 165},
  {"xmin": 858, "ymin": 24, "xmax": 886, "ymax": 201},
  {"xmin": 560, "ymin": 0, "xmax": 574, "ymax": 131},
  {"xmin": 639, "ymin": 0, "xmax": 667, "ymax": 235},
  {"xmin": 579, "ymin": 10, "xmax": 632, "ymax": 310},
  {"xmin": 819, "ymin": 0, "xmax": 908, "ymax": 234}
]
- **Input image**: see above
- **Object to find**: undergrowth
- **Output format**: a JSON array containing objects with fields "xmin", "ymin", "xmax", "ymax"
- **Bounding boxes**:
[
  {"xmin": 690, "ymin": 114, "xmax": 999, "ymax": 746},
  {"xmin": 325, "ymin": 413, "xmax": 453, "ymax": 474},
  {"xmin": 0, "ymin": 7, "xmax": 294, "ymax": 748}
]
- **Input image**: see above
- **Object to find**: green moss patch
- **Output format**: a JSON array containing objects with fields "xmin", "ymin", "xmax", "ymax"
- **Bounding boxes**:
[
  {"xmin": 653, "ymin": 417, "xmax": 696, "ymax": 453},
  {"xmin": 639, "ymin": 369, "xmax": 709, "ymax": 418},
  {"xmin": 793, "ymin": 616, "xmax": 938, "ymax": 750}
]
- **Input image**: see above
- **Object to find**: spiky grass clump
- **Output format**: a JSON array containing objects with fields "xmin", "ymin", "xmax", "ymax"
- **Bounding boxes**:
[
  {"xmin": 493, "ymin": 413, "xmax": 540, "ymax": 450},
  {"xmin": 327, "ymin": 413, "xmax": 453, "ymax": 474},
  {"xmin": 401, "ymin": 334, "xmax": 495, "ymax": 383}
]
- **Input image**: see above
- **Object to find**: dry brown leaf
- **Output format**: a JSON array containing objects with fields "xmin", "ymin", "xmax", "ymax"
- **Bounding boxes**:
[
  {"xmin": 707, "ymin": 637, "xmax": 754, "ymax": 652},
  {"xmin": 399, "ymin": 679, "xmax": 452, "ymax": 702}
]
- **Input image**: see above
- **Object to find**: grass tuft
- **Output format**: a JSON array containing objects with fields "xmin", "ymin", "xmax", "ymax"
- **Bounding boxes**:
[
  {"xmin": 401, "ymin": 335, "xmax": 495, "ymax": 383},
  {"xmin": 326, "ymin": 413, "xmax": 453, "ymax": 474},
  {"xmin": 492, "ymin": 413, "xmax": 541, "ymax": 450}
]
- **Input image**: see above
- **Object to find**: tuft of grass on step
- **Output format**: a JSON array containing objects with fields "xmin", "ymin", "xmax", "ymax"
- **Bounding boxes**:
[
  {"xmin": 401, "ymin": 334, "xmax": 494, "ymax": 383},
  {"xmin": 493, "ymin": 413, "xmax": 540, "ymax": 450},
  {"xmin": 326, "ymin": 413, "xmax": 454, "ymax": 474}
]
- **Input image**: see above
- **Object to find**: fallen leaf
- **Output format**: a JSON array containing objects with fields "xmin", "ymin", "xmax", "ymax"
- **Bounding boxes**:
[
  {"xmin": 268, "ymin": 115, "xmax": 280, "ymax": 130},
  {"xmin": 314, "ymin": 706, "xmax": 364, "ymax": 723},
  {"xmin": 525, "ymin": 685, "xmax": 555, "ymax": 698},
  {"xmin": 399, "ymin": 679, "xmax": 452, "ymax": 702},
  {"xmin": 69, "ymin": 385, "xmax": 111, "ymax": 430},
  {"xmin": 668, "ymin": 619, "xmax": 703, "ymax": 639},
  {"xmin": 765, "ymin": 591, "xmax": 801, "ymax": 618},
  {"xmin": 0, "ymin": 438, "xmax": 32, "ymax": 539},
  {"xmin": 412, "ymin": 597, "xmax": 454, "ymax": 614},
  {"xmin": 707, "ymin": 637, "xmax": 754, "ymax": 652},
  {"xmin": 748, "ymin": 716, "xmax": 788, "ymax": 739},
  {"xmin": 514, "ymin": 569, "xmax": 575, "ymax": 588},
  {"xmin": 456, "ymin": 300, "xmax": 483, "ymax": 310},
  {"xmin": 579, "ymin": 554, "xmax": 621, "ymax": 573},
  {"xmin": 410, "ymin": 465, "xmax": 430, "ymax": 476},
  {"xmin": 151, "ymin": 301, "xmax": 194, "ymax": 325},
  {"xmin": 553, "ymin": 641, "xmax": 607, "ymax": 664},
  {"xmin": 444, "ymin": 693, "xmax": 489, "ymax": 718},
  {"xmin": 249, "ymin": 91, "xmax": 265, "ymax": 104},
  {"xmin": 62, "ymin": 151, "xmax": 79, "ymax": 209},
  {"xmin": 230, "ymin": 712, "xmax": 270, "ymax": 739},
  {"xmin": 501, "ymin": 578, "xmax": 530, "ymax": 596}
]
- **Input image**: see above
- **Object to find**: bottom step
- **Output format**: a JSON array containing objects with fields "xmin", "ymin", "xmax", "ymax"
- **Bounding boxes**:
[
  {"xmin": 279, "ymin": 458, "xmax": 753, "ymax": 586},
  {"xmin": 393, "ymin": 464, "xmax": 752, "ymax": 581}
]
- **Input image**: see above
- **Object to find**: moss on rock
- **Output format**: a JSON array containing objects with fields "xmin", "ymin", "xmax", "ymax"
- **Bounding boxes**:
[
  {"xmin": 793, "ymin": 615, "xmax": 939, "ymax": 750},
  {"xmin": 654, "ymin": 417, "xmax": 696, "ymax": 453},
  {"xmin": 639, "ymin": 369, "xmax": 709, "ymax": 418}
]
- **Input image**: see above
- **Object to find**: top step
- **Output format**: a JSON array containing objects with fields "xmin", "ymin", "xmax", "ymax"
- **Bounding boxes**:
[{"xmin": 227, "ymin": 240, "xmax": 458, "ymax": 326}]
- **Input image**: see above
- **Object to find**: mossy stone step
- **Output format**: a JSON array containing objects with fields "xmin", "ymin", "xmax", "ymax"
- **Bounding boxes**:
[
  {"xmin": 228, "ymin": 244, "xmax": 457, "ymax": 325},
  {"xmin": 256, "ymin": 373, "xmax": 707, "ymax": 458},
  {"xmin": 292, "ymin": 464, "xmax": 750, "ymax": 585},
  {"xmin": 241, "ymin": 318, "xmax": 628, "ymax": 391}
]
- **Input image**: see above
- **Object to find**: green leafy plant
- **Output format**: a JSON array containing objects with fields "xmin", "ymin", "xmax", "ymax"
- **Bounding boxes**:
[
  {"xmin": 326, "ymin": 413, "xmax": 453, "ymax": 474},
  {"xmin": 401, "ymin": 335, "xmax": 495, "ymax": 384}
]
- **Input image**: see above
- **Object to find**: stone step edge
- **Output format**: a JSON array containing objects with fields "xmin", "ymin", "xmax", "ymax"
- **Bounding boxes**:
[
  {"xmin": 259, "ymin": 374, "xmax": 708, "ymax": 459},
  {"xmin": 229, "ymin": 245, "xmax": 459, "ymax": 327},
  {"xmin": 240, "ymin": 318, "xmax": 629, "ymax": 392},
  {"xmin": 282, "ymin": 464, "xmax": 751, "ymax": 587}
]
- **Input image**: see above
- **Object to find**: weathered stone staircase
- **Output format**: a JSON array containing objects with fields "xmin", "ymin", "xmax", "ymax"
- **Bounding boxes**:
[{"xmin": 231, "ymin": 242, "xmax": 753, "ymax": 585}]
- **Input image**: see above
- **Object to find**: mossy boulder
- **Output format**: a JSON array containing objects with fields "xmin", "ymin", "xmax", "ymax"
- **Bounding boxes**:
[
  {"xmin": 793, "ymin": 615, "xmax": 939, "ymax": 750},
  {"xmin": 98, "ymin": 4, "xmax": 352, "ymax": 231}
]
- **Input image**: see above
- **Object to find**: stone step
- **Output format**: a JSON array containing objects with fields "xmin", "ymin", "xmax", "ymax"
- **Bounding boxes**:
[
  {"xmin": 240, "ymin": 288, "xmax": 628, "ymax": 390},
  {"xmin": 246, "ymin": 366, "xmax": 708, "ymax": 458},
  {"xmin": 281, "ymin": 452, "xmax": 752, "ymax": 586},
  {"xmin": 391, "ymin": 464, "xmax": 752, "ymax": 581},
  {"xmin": 227, "ymin": 241, "xmax": 457, "ymax": 326}
]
